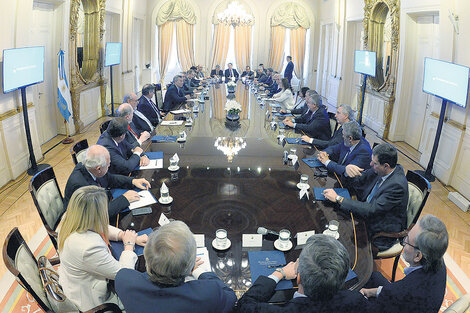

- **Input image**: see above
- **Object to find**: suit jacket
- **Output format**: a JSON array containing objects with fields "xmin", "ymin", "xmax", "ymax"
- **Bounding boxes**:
[
  {"xmin": 211, "ymin": 69, "xmax": 223, "ymax": 77},
  {"xmin": 284, "ymin": 61, "xmax": 294, "ymax": 80},
  {"xmin": 241, "ymin": 70, "xmax": 254, "ymax": 79},
  {"xmin": 64, "ymin": 163, "xmax": 133, "ymax": 217},
  {"xmin": 132, "ymin": 110, "xmax": 154, "ymax": 133},
  {"xmin": 294, "ymin": 105, "xmax": 331, "ymax": 140},
  {"xmin": 224, "ymin": 68, "xmax": 239, "ymax": 79},
  {"xmin": 311, "ymin": 125, "xmax": 344, "ymax": 149},
  {"xmin": 256, "ymin": 73, "xmax": 267, "ymax": 81},
  {"xmin": 97, "ymin": 131, "xmax": 140, "ymax": 176},
  {"xmin": 367, "ymin": 266, "xmax": 447, "ymax": 313},
  {"xmin": 163, "ymin": 84, "xmax": 187, "ymax": 112},
  {"xmin": 137, "ymin": 95, "xmax": 162, "ymax": 126},
  {"xmin": 58, "ymin": 226, "xmax": 137, "ymax": 312},
  {"xmin": 124, "ymin": 122, "xmax": 141, "ymax": 148},
  {"xmin": 115, "ymin": 270, "xmax": 237, "ymax": 313},
  {"xmin": 340, "ymin": 165, "xmax": 409, "ymax": 250},
  {"xmin": 324, "ymin": 137, "xmax": 372, "ymax": 176},
  {"xmin": 236, "ymin": 276, "xmax": 369, "ymax": 313}
]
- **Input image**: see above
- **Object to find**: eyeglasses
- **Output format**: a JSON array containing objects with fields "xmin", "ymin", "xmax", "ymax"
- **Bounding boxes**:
[{"xmin": 400, "ymin": 236, "xmax": 419, "ymax": 250}]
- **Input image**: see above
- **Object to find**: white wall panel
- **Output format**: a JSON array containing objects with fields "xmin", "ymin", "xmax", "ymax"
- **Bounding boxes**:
[{"xmin": 79, "ymin": 87, "xmax": 102, "ymax": 126}]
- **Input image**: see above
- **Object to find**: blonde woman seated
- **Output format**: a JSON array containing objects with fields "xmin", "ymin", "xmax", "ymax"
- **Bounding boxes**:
[
  {"xmin": 272, "ymin": 78, "xmax": 295, "ymax": 111},
  {"xmin": 58, "ymin": 185, "xmax": 148, "ymax": 311}
]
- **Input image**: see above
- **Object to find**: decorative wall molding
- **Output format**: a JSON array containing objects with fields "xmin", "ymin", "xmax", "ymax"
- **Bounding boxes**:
[{"xmin": 0, "ymin": 103, "xmax": 34, "ymax": 122}]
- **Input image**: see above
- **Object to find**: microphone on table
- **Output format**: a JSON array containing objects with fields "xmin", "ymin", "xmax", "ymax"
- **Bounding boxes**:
[{"xmin": 257, "ymin": 227, "xmax": 279, "ymax": 241}]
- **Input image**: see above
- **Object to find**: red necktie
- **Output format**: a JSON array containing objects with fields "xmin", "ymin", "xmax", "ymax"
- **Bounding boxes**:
[{"xmin": 128, "ymin": 125, "xmax": 138, "ymax": 138}]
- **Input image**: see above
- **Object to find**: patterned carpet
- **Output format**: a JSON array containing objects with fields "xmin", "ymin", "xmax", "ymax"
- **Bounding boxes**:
[{"xmin": 0, "ymin": 228, "xmax": 468, "ymax": 313}]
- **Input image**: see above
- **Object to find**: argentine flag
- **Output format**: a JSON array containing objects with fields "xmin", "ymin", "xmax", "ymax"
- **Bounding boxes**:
[{"xmin": 57, "ymin": 49, "xmax": 72, "ymax": 122}]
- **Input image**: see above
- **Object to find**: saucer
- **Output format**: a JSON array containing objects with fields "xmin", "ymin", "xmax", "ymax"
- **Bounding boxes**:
[
  {"xmin": 159, "ymin": 196, "xmax": 173, "ymax": 205},
  {"xmin": 212, "ymin": 238, "xmax": 231, "ymax": 251},
  {"xmin": 274, "ymin": 239, "xmax": 293, "ymax": 251},
  {"xmin": 168, "ymin": 165, "xmax": 180, "ymax": 171},
  {"xmin": 297, "ymin": 183, "xmax": 310, "ymax": 190},
  {"xmin": 323, "ymin": 229, "xmax": 340, "ymax": 239},
  {"xmin": 177, "ymin": 137, "xmax": 186, "ymax": 142}
]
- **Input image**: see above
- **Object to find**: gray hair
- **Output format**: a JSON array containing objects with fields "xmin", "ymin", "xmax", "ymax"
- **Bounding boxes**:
[
  {"xmin": 299, "ymin": 235, "xmax": 349, "ymax": 300},
  {"xmin": 117, "ymin": 104, "xmax": 133, "ymax": 118},
  {"xmin": 338, "ymin": 104, "xmax": 354, "ymax": 120},
  {"xmin": 306, "ymin": 92, "xmax": 322, "ymax": 107},
  {"xmin": 173, "ymin": 75, "xmax": 183, "ymax": 83},
  {"xmin": 342, "ymin": 121, "xmax": 362, "ymax": 140},
  {"xmin": 144, "ymin": 221, "xmax": 196, "ymax": 286},
  {"xmin": 84, "ymin": 147, "xmax": 107, "ymax": 169},
  {"xmin": 415, "ymin": 215, "xmax": 448, "ymax": 273},
  {"xmin": 122, "ymin": 94, "xmax": 132, "ymax": 104}
]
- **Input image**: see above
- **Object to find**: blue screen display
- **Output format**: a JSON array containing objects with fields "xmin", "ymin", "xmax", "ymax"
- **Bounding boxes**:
[
  {"xmin": 423, "ymin": 58, "xmax": 469, "ymax": 108},
  {"xmin": 105, "ymin": 42, "xmax": 122, "ymax": 67},
  {"xmin": 354, "ymin": 50, "xmax": 377, "ymax": 77},
  {"xmin": 2, "ymin": 46, "xmax": 45, "ymax": 93}
]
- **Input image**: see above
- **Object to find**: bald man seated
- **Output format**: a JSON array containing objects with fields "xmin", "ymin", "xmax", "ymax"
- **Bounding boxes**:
[
  {"xmin": 117, "ymin": 102, "xmax": 150, "ymax": 148},
  {"xmin": 63, "ymin": 145, "xmax": 151, "ymax": 217},
  {"xmin": 123, "ymin": 93, "xmax": 155, "ymax": 134}
]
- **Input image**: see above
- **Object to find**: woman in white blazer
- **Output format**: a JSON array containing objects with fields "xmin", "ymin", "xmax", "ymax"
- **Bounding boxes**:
[
  {"xmin": 58, "ymin": 186, "xmax": 147, "ymax": 311},
  {"xmin": 272, "ymin": 78, "xmax": 295, "ymax": 111}
]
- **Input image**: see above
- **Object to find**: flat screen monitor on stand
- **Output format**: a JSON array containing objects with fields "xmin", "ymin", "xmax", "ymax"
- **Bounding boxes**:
[
  {"xmin": 354, "ymin": 50, "xmax": 377, "ymax": 125},
  {"xmin": 417, "ymin": 57, "xmax": 469, "ymax": 182},
  {"xmin": 104, "ymin": 42, "xmax": 122, "ymax": 116},
  {"xmin": 2, "ymin": 46, "xmax": 50, "ymax": 175}
]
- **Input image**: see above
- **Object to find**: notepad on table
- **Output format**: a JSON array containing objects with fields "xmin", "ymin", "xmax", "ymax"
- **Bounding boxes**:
[
  {"xmin": 138, "ymin": 158, "xmax": 163, "ymax": 170},
  {"xmin": 129, "ymin": 190, "xmax": 157, "ymax": 210},
  {"xmin": 196, "ymin": 247, "xmax": 212, "ymax": 273},
  {"xmin": 313, "ymin": 188, "xmax": 351, "ymax": 201},
  {"xmin": 248, "ymin": 251, "xmax": 293, "ymax": 290},
  {"xmin": 110, "ymin": 228, "xmax": 152, "ymax": 258},
  {"xmin": 302, "ymin": 157, "xmax": 324, "ymax": 168},
  {"xmin": 151, "ymin": 135, "xmax": 177, "ymax": 142},
  {"xmin": 161, "ymin": 120, "xmax": 184, "ymax": 126},
  {"xmin": 274, "ymin": 113, "xmax": 294, "ymax": 117},
  {"xmin": 170, "ymin": 109, "xmax": 191, "ymax": 114},
  {"xmin": 285, "ymin": 137, "xmax": 309, "ymax": 145}
]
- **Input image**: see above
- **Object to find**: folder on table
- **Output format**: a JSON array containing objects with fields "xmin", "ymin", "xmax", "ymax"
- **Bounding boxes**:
[{"xmin": 248, "ymin": 251, "xmax": 293, "ymax": 291}]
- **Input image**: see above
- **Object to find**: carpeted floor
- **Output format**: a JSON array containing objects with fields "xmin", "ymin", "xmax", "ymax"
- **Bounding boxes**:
[{"xmin": 1, "ymin": 228, "xmax": 469, "ymax": 313}]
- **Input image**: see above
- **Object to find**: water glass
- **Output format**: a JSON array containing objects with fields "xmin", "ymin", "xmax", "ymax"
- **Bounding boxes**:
[
  {"xmin": 300, "ymin": 174, "xmax": 309, "ymax": 186},
  {"xmin": 216, "ymin": 229, "xmax": 228, "ymax": 247},
  {"xmin": 278, "ymin": 229, "xmax": 291, "ymax": 249}
]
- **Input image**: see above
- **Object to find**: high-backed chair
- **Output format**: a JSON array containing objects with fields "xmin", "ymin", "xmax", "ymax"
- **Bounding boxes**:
[
  {"xmin": 444, "ymin": 294, "xmax": 470, "ymax": 313},
  {"xmin": 372, "ymin": 170, "xmax": 431, "ymax": 281},
  {"xmin": 29, "ymin": 166, "xmax": 65, "ymax": 250},
  {"xmin": 156, "ymin": 90, "xmax": 164, "ymax": 110},
  {"xmin": 3, "ymin": 228, "xmax": 122, "ymax": 313},
  {"xmin": 70, "ymin": 139, "xmax": 89, "ymax": 165},
  {"xmin": 327, "ymin": 112, "xmax": 338, "ymax": 135},
  {"xmin": 99, "ymin": 120, "xmax": 111, "ymax": 134}
]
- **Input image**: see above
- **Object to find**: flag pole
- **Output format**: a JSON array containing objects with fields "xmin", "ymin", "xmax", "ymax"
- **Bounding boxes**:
[{"xmin": 62, "ymin": 119, "xmax": 74, "ymax": 144}]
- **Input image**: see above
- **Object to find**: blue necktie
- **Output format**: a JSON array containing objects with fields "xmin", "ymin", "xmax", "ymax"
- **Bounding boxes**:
[
  {"xmin": 366, "ymin": 178, "xmax": 382, "ymax": 203},
  {"xmin": 340, "ymin": 150, "xmax": 350, "ymax": 165}
]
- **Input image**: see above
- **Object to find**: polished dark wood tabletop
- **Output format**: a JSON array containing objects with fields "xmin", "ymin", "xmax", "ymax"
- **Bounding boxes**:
[{"xmin": 117, "ymin": 82, "xmax": 373, "ymax": 299}]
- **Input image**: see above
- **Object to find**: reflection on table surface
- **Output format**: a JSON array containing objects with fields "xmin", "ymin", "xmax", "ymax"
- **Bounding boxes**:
[{"xmin": 117, "ymin": 82, "xmax": 373, "ymax": 299}]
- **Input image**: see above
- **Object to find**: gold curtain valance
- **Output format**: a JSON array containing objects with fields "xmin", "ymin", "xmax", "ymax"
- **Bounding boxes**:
[
  {"xmin": 212, "ymin": 0, "xmax": 254, "ymax": 26},
  {"xmin": 271, "ymin": 2, "xmax": 310, "ymax": 29},
  {"xmin": 156, "ymin": 0, "xmax": 196, "ymax": 25}
]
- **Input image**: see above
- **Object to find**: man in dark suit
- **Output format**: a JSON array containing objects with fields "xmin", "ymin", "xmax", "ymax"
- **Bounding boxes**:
[
  {"xmin": 323, "ymin": 143, "xmax": 409, "ymax": 251},
  {"xmin": 163, "ymin": 75, "xmax": 190, "ymax": 112},
  {"xmin": 137, "ymin": 84, "xmax": 164, "ymax": 126},
  {"xmin": 241, "ymin": 66, "xmax": 254, "ymax": 79},
  {"xmin": 117, "ymin": 103, "xmax": 150, "ymax": 148},
  {"xmin": 360, "ymin": 215, "xmax": 448, "ymax": 313},
  {"xmin": 224, "ymin": 63, "xmax": 239, "ymax": 80},
  {"xmin": 283, "ymin": 91, "xmax": 331, "ymax": 140},
  {"xmin": 97, "ymin": 117, "xmax": 149, "ymax": 176},
  {"xmin": 210, "ymin": 65, "xmax": 223, "ymax": 78},
  {"xmin": 63, "ymin": 144, "xmax": 151, "ymax": 217},
  {"xmin": 302, "ymin": 104, "xmax": 353, "ymax": 149},
  {"xmin": 124, "ymin": 93, "xmax": 155, "ymax": 134},
  {"xmin": 284, "ymin": 55, "xmax": 294, "ymax": 84},
  {"xmin": 318, "ymin": 121, "xmax": 372, "ymax": 176},
  {"xmin": 255, "ymin": 68, "xmax": 266, "ymax": 81},
  {"xmin": 115, "ymin": 221, "xmax": 237, "ymax": 313},
  {"xmin": 236, "ymin": 234, "xmax": 368, "ymax": 313}
]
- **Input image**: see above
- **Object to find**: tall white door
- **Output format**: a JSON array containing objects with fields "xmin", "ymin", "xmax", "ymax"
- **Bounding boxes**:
[
  {"xmin": 30, "ymin": 3, "xmax": 58, "ymax": 144},
  {"xmin": 405, "ymin": 15, "xmax": 440, "ymax": 149}
]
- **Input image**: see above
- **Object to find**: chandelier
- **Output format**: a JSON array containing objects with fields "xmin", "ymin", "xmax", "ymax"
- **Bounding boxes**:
[
  {"xmin": 214, "ymin": 137, "xmax": 247, "ymax": 162},
  {"xmin": 217, "ymin": 2, "xmax": 254, "ymax": 26}
]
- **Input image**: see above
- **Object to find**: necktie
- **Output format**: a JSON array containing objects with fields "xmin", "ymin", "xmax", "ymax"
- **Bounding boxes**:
[
  {"xmin": 340, "ymin": 150, "xmax": 350, "ymax": 165},
  {"xmin": 128, "ymin": 125, "xmax": 138, "ymax": 139},
  {"xmin": 118, "ymin": 143, "xmax": 125, "ymax": 157},
  {"xmin": 149, "ymin": 98, "xmax": 161, "ymax": 121},
  {"xmin": 307, "ymin": 111, "xmax": 315, "ymax": 122},
  {"xmin": 230, "ymin": 69, "xmax": 233, "ymax": 77},
  {"xmin": 366, "ymin": 178, "xmax": 382, "ymax": 203}
]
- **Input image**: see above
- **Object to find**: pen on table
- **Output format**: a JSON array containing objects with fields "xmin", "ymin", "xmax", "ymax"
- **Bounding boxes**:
[{"xmin": 267, "ymin": 264, "xmax": 286, "ymax": 268}]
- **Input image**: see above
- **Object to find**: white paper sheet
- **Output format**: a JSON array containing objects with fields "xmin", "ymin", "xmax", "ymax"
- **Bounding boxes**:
[
  {"xmin": 139, "ymin": 158, "xmax": 163, "ymax": 170},
  {"xmin": 193, "ymin": 234, "xmax": 205, "ymax": 248},
  {"xmin": 161, "ymin": 120, "xmax": 184, "ymax": 126},
  {"xmin": 242, "ymin": 234, "xmax": 263, "ymax": 247},
  {"xmin": 158, "ymin": 213, "xmax": 170, "ymax": 226},
  {"xmin": 297, "ymin": 230, "xmax": 316, "ymax": 246},
  {"xmin": 129, "ymin": 190, "xmax": 157, "ymax": 210},
  {"xmin": 170, "ymin": 109, "xmax": 191, "ymax": 114},
  {"xmin": 196, "ymin": 247, "xmax": 212, "ymax": 273}
]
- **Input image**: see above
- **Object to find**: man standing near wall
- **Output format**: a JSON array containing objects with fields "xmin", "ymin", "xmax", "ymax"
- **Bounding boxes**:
[{"xmin": 284, "ymin": 56, "xmax": 294, "ymax": 85}]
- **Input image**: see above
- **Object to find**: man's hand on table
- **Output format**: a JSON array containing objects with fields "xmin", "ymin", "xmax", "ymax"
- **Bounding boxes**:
[
  {"xmin": 132, "ymin": 178, "xmax": 151, "ymax": 190},
  {"xmin": 345, "ymin": 164, "xmax": 364, "ymax": 177},
  {"xmin": 323, "ymin": 189, "xmax": 338, "ymax": 203}
]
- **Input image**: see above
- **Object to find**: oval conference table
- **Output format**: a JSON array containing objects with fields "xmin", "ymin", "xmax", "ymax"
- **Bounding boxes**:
[{"xmin": 114, "ymin": 82, "xmax": 373, "ymax": 301}]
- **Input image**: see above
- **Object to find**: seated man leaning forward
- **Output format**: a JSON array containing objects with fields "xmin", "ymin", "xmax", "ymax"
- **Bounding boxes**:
[
  {"xmin": 63, "ymin": 144, "xmax": 151, "ymax": 217},
  {"xmin": 115, "ymin": 221, "xmax": 237, "ymax": 313},
  {"xmin": 236, "ymin": 234, "xmax": 368, "ymax": 313},
  {"xmin": 323, "ymin": 143, "xmax": 408, "ymax": 251},
  {"xmin": 360, "ymin": 214, "xmax": 448, "ymax": 313},
  {"xmin": 317, "ymin": 121, "xmax": 372, "ymax": 176}
]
